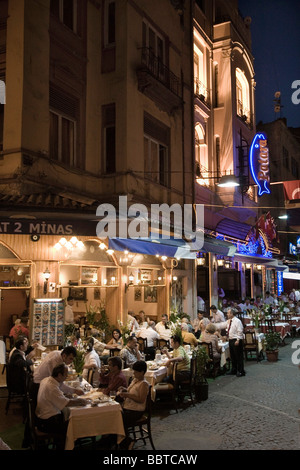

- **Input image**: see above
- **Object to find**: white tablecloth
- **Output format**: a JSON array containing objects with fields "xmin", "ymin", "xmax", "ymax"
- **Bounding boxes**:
[
  {"xmin": 65, "ymin": 401, "xmax": 125, "ymax": 450},
  {"xmin": 0, "ymin": 340, "xmax": 5, "ymax": 364},
  {"xmin": 218, "ymin": 341, "xmax": 230, "ymax": 367}
]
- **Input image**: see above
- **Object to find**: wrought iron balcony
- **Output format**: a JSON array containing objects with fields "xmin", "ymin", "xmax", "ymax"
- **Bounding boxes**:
[
  {"xmin": 136, "ymin": 47, "xmax": 183, "ymax": 114},
  {"xmin": 194, "ymin": 78, "xmax": 210, "ymax": 107}
]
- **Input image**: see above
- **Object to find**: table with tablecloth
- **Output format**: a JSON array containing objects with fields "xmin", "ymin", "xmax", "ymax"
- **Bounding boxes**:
[
  {"xmin": 217, "ymin": 341, "xmax": 230, "ymax": 368},
  {"xmin": 245, "ymin": 322, "xmax": 291, "ymax": 339},
  {"xmin": 65, "ymin": 400, "xmax": 125, "ymax": 450}
]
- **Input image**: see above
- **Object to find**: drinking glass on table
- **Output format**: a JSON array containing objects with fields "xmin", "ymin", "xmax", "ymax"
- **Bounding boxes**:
[{"xmin": 109, "ymin": 390, "xmax": 117, "ymax": 400}]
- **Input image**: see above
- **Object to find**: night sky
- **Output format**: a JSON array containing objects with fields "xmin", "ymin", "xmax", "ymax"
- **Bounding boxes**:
[{"xmin": 238, "ymin": 0, "xmax": 300, "ymax": 129}]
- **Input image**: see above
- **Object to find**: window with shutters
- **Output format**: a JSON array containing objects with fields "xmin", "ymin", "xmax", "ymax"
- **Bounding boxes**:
[
  {"xmin": 102, "ymin": 104, "xmax": 116, "ymax": 174},
  {"xmin": 49, "ymin": 87, "xmax": 79, "ymax": 167},
  {"xmin": 144, "ymin": 113, "xmax": 170, "ymax": 187}
]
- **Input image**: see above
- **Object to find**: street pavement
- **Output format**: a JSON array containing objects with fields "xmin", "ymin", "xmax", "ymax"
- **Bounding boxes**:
[{"xmin": 147, "ymin": 336, "xmax": 300, "ymax": 451}]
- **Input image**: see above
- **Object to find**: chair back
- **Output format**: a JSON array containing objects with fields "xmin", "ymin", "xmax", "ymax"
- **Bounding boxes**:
[
  {"xmin": 199, "ymin": 341, "xmax": 214, "ymax": 361},
  {"xmin": 109, "ymin": 348, "xmax": 121, "ymax": 357},
  {"xmin": 137, "ymin": 337, "xmax": 147, "ymax": 352},
  {"xmin": 156, "ymin": 339, "xmax": 170, "ymax": 350},
  {"xmin": 264, "ymin": 319, "xmax": 276, "ymax": 332},
  {"xmin": 244, "ymin": 331, "xmax": 257, "ymax": 346},
  {"xmin": 87, "ymin": 368, "xmax": 94, "ymax": 385}
]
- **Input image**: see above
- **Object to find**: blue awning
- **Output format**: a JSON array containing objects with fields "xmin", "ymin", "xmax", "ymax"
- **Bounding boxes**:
[
  {"xmin": 108, "ymin": 236, "xmax": 196, "ymax": 259},
  {"xmin": 109, "ymin": 234, "xmax": 236, "ymax": 259},
  {"xmin": 216, "ymin": 218, "xmax": 252, "ymax": 241}
]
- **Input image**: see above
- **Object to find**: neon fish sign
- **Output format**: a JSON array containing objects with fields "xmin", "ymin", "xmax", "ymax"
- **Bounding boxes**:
[{"xmin": 249, "ymin": 132, "xmax": 270, "ymax": 196}]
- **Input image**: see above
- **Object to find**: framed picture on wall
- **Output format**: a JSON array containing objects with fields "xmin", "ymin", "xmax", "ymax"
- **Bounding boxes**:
[
  {"xmin": 69, "ymin": 287, "xmax": 87, "ymax": 301},
  {"xmin": 134, "ymin": 287, "xmax": 142, "ymax": 301},
  {"xmin": 144, "ymin": 286, "xmax": 157, "ymax": 303}
]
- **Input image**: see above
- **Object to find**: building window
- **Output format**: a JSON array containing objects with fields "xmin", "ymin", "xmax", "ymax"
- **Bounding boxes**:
[
  {"xmin": 50, "ymin": 0, "xmax": 77, "ymax": 33},
  {"xmin": 194, "ymin": 34, "xmax": 209, "ymax": 104},
  {"xmin": 236, "ymin": 68, "xmax": 250, "ymax": 122},
  {"xmin": 142, "ymin": 20, "xmax": 165, "ymax": 80},
  {"xmin": 282, "ymin": 146, "xmax": 289, "ymax": 169},
  {"xmin": 144, "ymin": 113, "xmax": 169, "ymax": 187},
  {"xmin": 291, "ymin": 156, "xmax": 298, "ymax": 178},
  {"xmin": 102, "ymin": 104, "xmax": 116, "ymax": 174},
  {"xmin": 104, "ymin": 0, "xmax": 115, "ymax": 47},
  {"xmin": 50, "ymin": 111, "xmax": 76, "ymax": 166},
  {"xmin": 195, "ymin": 123, "xmax": 208, "ymax": 185}
]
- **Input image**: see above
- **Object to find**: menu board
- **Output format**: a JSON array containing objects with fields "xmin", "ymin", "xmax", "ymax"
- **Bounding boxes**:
[{"xmin": 31, "ymin": 298, "xmax": 65, "ymax": 346}]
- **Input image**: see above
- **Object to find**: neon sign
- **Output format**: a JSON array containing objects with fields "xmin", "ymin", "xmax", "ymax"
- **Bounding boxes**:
[
  {"xmin": 277, "ymin": 271, "xmax": 283, "ymax": 296},
  {"xmin": 249, "ymin": 132, "xmax": 270, "ymax": 196}
]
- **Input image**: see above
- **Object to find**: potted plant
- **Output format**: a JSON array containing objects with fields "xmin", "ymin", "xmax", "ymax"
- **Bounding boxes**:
[
  {"xmin": 264, "ymin": 330, "xmax": 281, "ymax": 362},
  {"xmin": 192, "ymin": 345, "xmax": 210, "ymax": 401}
]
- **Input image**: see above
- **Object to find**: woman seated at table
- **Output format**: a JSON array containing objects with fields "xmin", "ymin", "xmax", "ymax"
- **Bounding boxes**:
[
  {"xmin": 200, "ymin": 323, "xmax": 222, "ymax": 361},
  {"xmin": 100, "ymin": 329, "xmax": 124, "ymax": 364},
  {"xmin": 117, "ymin": 360, "xmax": 149, "ymax": 450}
]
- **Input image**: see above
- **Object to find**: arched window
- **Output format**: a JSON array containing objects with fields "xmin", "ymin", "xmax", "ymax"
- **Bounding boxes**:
[{"xmin": 236, "ymin": 68, "xmax": 250, "ymax": 122}]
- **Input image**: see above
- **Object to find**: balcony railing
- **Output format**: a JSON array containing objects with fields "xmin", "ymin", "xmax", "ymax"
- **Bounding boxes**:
[
  {"xmin": 140, "ymin": 47, "xmax": 182, "ymax": 98},
  {"xmin": 194, "ymin": 78, "xmax": 210, "ymax": 107}
]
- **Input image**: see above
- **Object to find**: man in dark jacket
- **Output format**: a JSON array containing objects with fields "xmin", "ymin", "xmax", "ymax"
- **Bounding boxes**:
[{"xmin": 9, "ymin": 337, "xmax": 33, "ymax": 394}]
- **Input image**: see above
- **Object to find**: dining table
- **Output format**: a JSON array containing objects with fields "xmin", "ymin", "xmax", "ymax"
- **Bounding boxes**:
[
  {"xmin": 64, "ymin": 389, "xmax": 125, "ymax": 450},
  {"xmin": 245, "ymin": 322, "xmax": 291, "ymax": 339}
]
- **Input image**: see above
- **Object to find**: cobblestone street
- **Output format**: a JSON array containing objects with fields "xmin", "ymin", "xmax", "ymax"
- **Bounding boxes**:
[{"xmin": 148, "ymin": 337, "xmax": 300, "ymax": 451}]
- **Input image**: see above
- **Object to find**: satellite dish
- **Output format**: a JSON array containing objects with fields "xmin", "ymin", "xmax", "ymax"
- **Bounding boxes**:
[
  {"xmin": 274, "ymin": 91, "xmax": 281, "ymax": 99},
  {"xmin": 244, "ymin": 16, "xmax": 252, "ymax": 26}
]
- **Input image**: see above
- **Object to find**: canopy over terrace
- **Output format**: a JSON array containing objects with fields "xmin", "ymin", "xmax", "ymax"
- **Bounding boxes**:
[{"xmin": 108, "ymin": 234, "xmax": 237, "ymax": 258}]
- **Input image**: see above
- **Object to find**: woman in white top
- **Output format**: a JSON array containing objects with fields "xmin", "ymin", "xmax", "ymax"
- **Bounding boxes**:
[{"xmin": 118, "ymin": 360, "xmax": 149, "ymax": 450}]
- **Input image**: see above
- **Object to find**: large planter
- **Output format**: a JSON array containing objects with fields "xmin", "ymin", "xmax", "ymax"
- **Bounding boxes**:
[
  {"xmin": 266, "ymin": 349, "xmax": 279, "ymax": 362},
  {"xmin": 194, "ymin": 380, "xmax": 208, "ymax": 402}
]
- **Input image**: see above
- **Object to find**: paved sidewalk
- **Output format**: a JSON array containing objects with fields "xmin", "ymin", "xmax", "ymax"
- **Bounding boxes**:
[{"xmin": 148, "ymin": 337, "xmax": 300, "ymax": 451}]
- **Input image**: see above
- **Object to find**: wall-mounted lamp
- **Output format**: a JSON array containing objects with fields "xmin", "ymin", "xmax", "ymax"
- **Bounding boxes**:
[
  {"xmin": 43, "ymin": 267, "xmax": 51, "ymax": 294},
  {"xmin": 125, "ymin": 272, "xmax": 134, "ymax": 293},
  {"xmin": 197, "ymin": 256, "xmax": 206, "ymax": 266}
]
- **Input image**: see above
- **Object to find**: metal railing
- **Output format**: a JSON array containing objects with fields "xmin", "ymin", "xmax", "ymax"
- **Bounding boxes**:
[
  {"xmin": 140, "ymin": 47, "xmax": 182, "ymax": 98},
  {"xmin": 194, "ymin": 78, "xmax": 210, "ymax": 106}
]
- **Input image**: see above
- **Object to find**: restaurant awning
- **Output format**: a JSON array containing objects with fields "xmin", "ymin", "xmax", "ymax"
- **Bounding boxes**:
[
  {"xmin": 108, "ymin": 236, "xmax": 197, "ymax": 259},
  {"xmin": 109, "ymin": 234, "xmax": 236, "ymax": 259},
  {"xmin": 215, "ymin": 218, "xmax": 252, "ymax": 241}
]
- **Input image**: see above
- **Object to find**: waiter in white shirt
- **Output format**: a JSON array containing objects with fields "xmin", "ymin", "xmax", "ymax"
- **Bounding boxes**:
[
  {"xmin": 217, "ymin": 308, "xmax": 245, "ymax": 377},
  {"xmin": 65, "ymin": 296, "xmax": 75, "ymax": 325}
]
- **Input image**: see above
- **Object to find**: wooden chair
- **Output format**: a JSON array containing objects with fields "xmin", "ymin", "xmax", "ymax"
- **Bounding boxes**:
[
  {"xmin": 156, "ymin": 339, "xmax": 170, "ymax": 350},
  {"xmin": 244, "ymin": 331, "xmax": 260, "ymax": 362},
  {"xmin": 263, "ymin": 319, "xmax": 276, "ymax": 332},
  {"xmin": 137, "ymin": 337, "xmax": 148, "ymax": 352},
  {"xmin": 109, "ymin": 348, "xmax": 121, "ymax": 357},
  {"xmin": 199, "ymin": 341, "xmax": 220, "ymax": 378},
  {"xmin": 26, "ymin": 395, "xmax": 65, "ymax": 450},
  {"xmin": 5, "ymin": 363, "xmax": 27, "ymax": 418},
  {"xmin": 175, "ymin": 358, "xmax": 195, "ymax": 406},
  {"xmin": 282, "ymin": 313, "xmax": 296, "ymax": 337},
  {"xmin": 87, "ymin": 368, "xmax": 95, "ymax": 386},
  {"xmin": 128, "ymin": 386, "xmax": 155, "ymax": 450},
  {"xmin": 153, "ymin": 363, "xmax": 178, "ymax": 414}
]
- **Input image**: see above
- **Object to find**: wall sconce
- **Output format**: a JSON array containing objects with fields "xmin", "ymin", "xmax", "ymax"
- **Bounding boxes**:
[
  {"xmin": 217, "ymin": 258, "xmax": 224, "ymax": 267},
  {"xmin": 197, "ymin": 257, "xmax": 205, "ymax": 266},
  {"xmin": 43, "ymin": 267, "xmax": 51, "ymax": 294},
  {"xmin": 245, "ymin": 263, "xmax": 252, "ymax": 269},
  {"xmin": 125, "ymin": 272, "xmax": 134, "ymax": 293},
  {"xmin": 172, "ymin": 275, "xmax": 178, "ymax": 281}
]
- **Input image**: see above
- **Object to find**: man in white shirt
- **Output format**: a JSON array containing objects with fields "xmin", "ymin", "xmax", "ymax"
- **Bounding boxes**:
[
  {"xmin": 264, "ymin": 291, "xmax": 275, "ymax": 306},
  {"xmin": 155, "ymin": 314, "xmax": 173, "ymax": 341},
  {"xmin": 216, "ymin": 308, "xmax": 245, "ymax": 377},
  {"xmin": 35, "ymin": 363, "xmax": 86, "ymax": 448},
  {"xmin": 209, "ymin": 305, "xmax": 225, "ymax": 323},
  {"xmin": 136, "ymin": 321, "xmax": 160, "ymax": 359},
  {"xmin": 32, "ymin": 346, "xmax": 84, "ymax": 401},
  {"xmin": 65, "ymin": 296, "xmax": 75, "ymax": 325}
]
